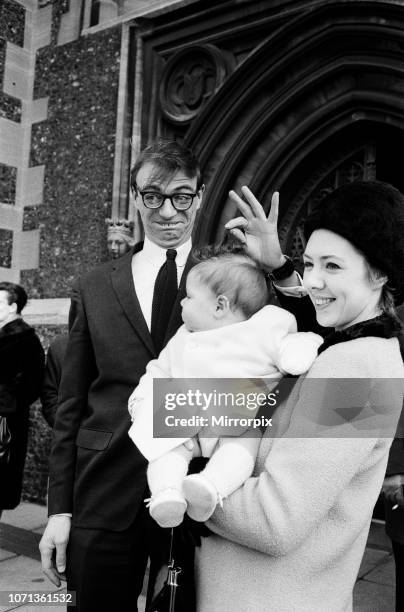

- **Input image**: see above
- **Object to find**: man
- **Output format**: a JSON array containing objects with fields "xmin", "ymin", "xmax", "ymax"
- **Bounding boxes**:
[
  {"xmin": 0, "ymin": 283, "xmax": 44, "ymax": 515},
  {"xmin": 39, "ymin": 141, "xmax": 206, "ymax": 611}
]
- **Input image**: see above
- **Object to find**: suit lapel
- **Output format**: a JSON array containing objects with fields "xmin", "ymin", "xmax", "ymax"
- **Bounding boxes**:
[{"xmin": 110, "ymin": 243, "xmax": 155, "ymax": 356}]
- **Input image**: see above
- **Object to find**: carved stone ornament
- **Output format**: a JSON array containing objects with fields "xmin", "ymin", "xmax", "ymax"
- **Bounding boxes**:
[{"xmin": 160, "ymin": 44, "xmax": 230, "ymax": 124}]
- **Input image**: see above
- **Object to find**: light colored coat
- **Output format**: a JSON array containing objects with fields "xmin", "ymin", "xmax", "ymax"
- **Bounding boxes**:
[
  {"xmin": 196, "ymin": 336, "xmax": 404, "ymax": 612},
  {"xmin": 128, "ymin": 305, "xmax": 322, "ymax": 461}
]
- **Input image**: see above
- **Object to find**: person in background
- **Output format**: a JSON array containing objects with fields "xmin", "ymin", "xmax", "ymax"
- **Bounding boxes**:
[
  {"xmin": 0, "ymin": 282, "xmax": 44, "ymax": 517},
  {"xmin": 40, "ymin": 334, "xmax": 68, "ymax": 428},
  {"xmin": 105, "ymin": 217, "xmax": 135, "ymax": 259}
]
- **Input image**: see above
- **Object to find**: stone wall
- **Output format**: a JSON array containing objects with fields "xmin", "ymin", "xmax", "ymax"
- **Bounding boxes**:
[
  {"xmin": 0, "ymin": 0, "xmax": 25, "ymax": 274},
  {"xmin": 0, "ymin": 0, "xmax": 122, "ymax": 503},
  {"xmin": 24, "ymin": 25, "xmax": 121, "ymax": 298}
]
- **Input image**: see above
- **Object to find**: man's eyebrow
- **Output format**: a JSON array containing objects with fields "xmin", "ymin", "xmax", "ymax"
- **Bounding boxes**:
[
  {"xmin": 140, "ymin": 182, "xmax": 196, "ymax": 192},
  {"xmin": 170, "ymin": 184, "xmax": 196, "ymax": 192},
  {"xmin": 140, "ymin": 182, "xmax": 162, "ymax": 191}
]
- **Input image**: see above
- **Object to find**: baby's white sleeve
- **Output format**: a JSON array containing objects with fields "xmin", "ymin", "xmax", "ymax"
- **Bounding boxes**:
[
  {"xmin": 127, "ymin": 333, "xmax": 178, "ymax": 418},
  {"xmin": 277, "ymin": 332, "xmax": 324, "ymax": 375}
]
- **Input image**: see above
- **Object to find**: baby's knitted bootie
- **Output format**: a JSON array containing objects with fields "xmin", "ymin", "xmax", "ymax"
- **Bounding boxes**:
[
  {"xmin": 183, "ymin": 474, "xmax": 222, "ymax": 522},
  {"xmin": 146, "ymin": 488, "xmax": 187, "ymax": 528}
]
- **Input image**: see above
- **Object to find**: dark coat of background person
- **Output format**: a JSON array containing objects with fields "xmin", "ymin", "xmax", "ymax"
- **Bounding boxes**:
[
  {"xmin": 385, "ymin": 438, "xmax": 404, "ymax": 544},
  {"xmin": 0, "ymin": 319, "xmax": 45, "ymax": 510},
  {"xmin": 40, "ymin": 334, "xmax": 68, "ymax": 428}
]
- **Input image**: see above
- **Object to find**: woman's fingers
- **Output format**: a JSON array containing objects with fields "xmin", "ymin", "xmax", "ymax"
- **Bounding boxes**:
[
  {"xmin": 228, "ymin": 228, "xmax": 247, "ymax": 244},
  {"xmin": 240, "ymin": 186, "xmax": 267, "ymax": 221},
  {"xmin": 267, "ymin": 191, "xmax": 280, "ymax": 226},
  {"xmin": 229, "ymin": 187, "xmax": 279, "ymax": 226},
  {"xmin": 225, "ymin": 217, "xmax": 249, "ymax": 230},
  {"xmin": 228, "ymin": 190, "xmax": 255, "ymax": 220}
]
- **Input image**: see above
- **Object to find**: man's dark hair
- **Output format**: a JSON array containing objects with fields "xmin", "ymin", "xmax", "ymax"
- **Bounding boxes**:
[
  {"xmin": 0, "ymin": 282, "xmax": 28, "ymax": 314},
  {"xmin": 130, "ymin": 139, "xmax": 203, "ymax": 192}
]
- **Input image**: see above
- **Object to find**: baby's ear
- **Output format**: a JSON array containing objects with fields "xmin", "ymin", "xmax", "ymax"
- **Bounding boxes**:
[{"xmin": 215, "ymin": 294, "xmax": 230, "ymax": 316}]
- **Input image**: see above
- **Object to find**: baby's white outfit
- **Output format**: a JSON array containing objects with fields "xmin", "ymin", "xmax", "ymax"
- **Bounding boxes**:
[{"xmin": 128, "ymin": 305, "xmax": 323, "ymax": 526}]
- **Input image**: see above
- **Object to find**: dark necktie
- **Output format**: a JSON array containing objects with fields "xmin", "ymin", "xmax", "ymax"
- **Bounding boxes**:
[{"xmin": 151, "ymin": 249, "xmax": 178, "ymax": 354}]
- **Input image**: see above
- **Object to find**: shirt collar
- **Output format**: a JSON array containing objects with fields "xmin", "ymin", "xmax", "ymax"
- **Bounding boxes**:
[{"xmin": 142, "ymin": 236, "xmax": 192, "ymax": 268}]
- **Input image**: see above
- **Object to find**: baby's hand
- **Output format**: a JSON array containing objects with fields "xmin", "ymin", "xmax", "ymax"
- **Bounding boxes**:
[
  {"xmin": 128, "ymin": 396, "xmax": 142, "ymax": 421},
  {"xmin": 183, "ymin": 439, "xmax": 195, "ymax": 451},
  {"xmin": 279, "ymin": 332, "xmax": 323, "ymax": 375}
]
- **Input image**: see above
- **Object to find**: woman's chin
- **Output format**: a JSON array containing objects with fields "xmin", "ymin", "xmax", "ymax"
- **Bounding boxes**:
[{"xmin": 315, "ymin": 311, "xmax": 335, "ymax": 329}]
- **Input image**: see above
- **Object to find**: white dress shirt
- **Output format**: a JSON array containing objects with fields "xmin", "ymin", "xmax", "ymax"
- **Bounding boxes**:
[{"xmin": 131, "ymin": 237, "xmax": 193, "ymax": 330}]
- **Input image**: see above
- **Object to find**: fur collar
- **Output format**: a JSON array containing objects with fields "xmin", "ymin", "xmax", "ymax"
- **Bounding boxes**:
[
  {"xmin": 318, "ymin": 313, "xmax": 404, "ymax": 358},
  {"xmin": 0, "ymin": 318, "xmax": 33, "ymax": 338}
]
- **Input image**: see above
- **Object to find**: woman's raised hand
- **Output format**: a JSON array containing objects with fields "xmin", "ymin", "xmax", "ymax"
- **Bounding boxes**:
[{"xmin": 225, "ymin": 187, "xmax": 286, "ymax": 271}]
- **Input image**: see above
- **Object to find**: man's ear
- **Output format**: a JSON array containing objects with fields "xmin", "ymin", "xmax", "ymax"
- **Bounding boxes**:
[
  {"xmin": 130, "ymin": 186, "xmax": 141, "ymax": 212},
  {"xmin": 196, "ymin": 184, "xmax": 205, "ymax": 211},
  {"xmin": 215, "ymin": 294, "xmax": 230, "ymax": 318},
  {"xmin": 9, "ymin": 302, "xmax": 17, "ymax": 315}
]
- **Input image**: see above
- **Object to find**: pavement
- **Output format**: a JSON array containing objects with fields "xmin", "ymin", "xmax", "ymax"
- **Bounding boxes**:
[{"xmin": 0, "ymin": 503, "xmax": 397, "ymax": 611}]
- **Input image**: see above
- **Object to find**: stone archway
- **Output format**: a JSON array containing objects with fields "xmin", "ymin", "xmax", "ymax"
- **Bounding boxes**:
[{"xmin": 182, "ymin": 1, "xmax": 404, "ymax": 249}]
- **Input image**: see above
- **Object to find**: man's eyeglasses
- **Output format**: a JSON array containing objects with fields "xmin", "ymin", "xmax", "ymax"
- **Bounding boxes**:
[{"xmin": 132, "ymin": 185, "xmax": 198, "ymax": 211}]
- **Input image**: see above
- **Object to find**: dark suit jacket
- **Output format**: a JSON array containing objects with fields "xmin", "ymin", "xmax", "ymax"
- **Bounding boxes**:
[
  {"xmin": 47, "ymin": 245, "xmax": 316, "ymax": 531},
  {"xmin": 47, "ymin": 245, "xmax": 194, "ymax": 530}
]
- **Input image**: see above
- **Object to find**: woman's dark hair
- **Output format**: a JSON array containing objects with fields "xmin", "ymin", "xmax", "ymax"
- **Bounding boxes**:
[{"xmin": 0, "ymin": 282, "xmax": 28, "ymax": 314}]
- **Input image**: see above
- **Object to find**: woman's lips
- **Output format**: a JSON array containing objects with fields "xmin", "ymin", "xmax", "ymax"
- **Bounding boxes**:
[{"xmin": 312, "ymin": 296, "xmax": 335, "ymax": 308}]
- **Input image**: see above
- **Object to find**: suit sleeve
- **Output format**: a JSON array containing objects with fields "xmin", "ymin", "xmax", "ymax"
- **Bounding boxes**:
[
  {"xmin": 48, "ymin": 281, "xmax": 97, "ymax": 515},
  {"xmin": 40, "ymin": 343, "xmax": 62, "ymax": 428}
]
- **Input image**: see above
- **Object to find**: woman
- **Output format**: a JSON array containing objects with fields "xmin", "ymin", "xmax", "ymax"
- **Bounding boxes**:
[
  {"xmin": 195, "ymin": 181, "xmax": 404, "ymax": 612},
  {"xmin": 0, "ymin": 282, "xmax": 44, "ymax": 515}
]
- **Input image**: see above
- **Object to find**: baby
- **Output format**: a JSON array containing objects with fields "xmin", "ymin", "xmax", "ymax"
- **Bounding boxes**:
[{"xmin": 128, "ymin": 248, "xmax": 323, "ymax": 528}]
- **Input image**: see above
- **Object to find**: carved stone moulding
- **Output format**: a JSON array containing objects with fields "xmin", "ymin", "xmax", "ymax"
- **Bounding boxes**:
[{"xmin": 159, "ymin": 44, "xmax": 231, "ymax": 125}]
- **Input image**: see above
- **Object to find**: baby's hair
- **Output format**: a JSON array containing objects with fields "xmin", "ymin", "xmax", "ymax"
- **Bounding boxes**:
[{"xmin": 190, "ymin": 244, "xmax": 268, "ymax": 318}]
